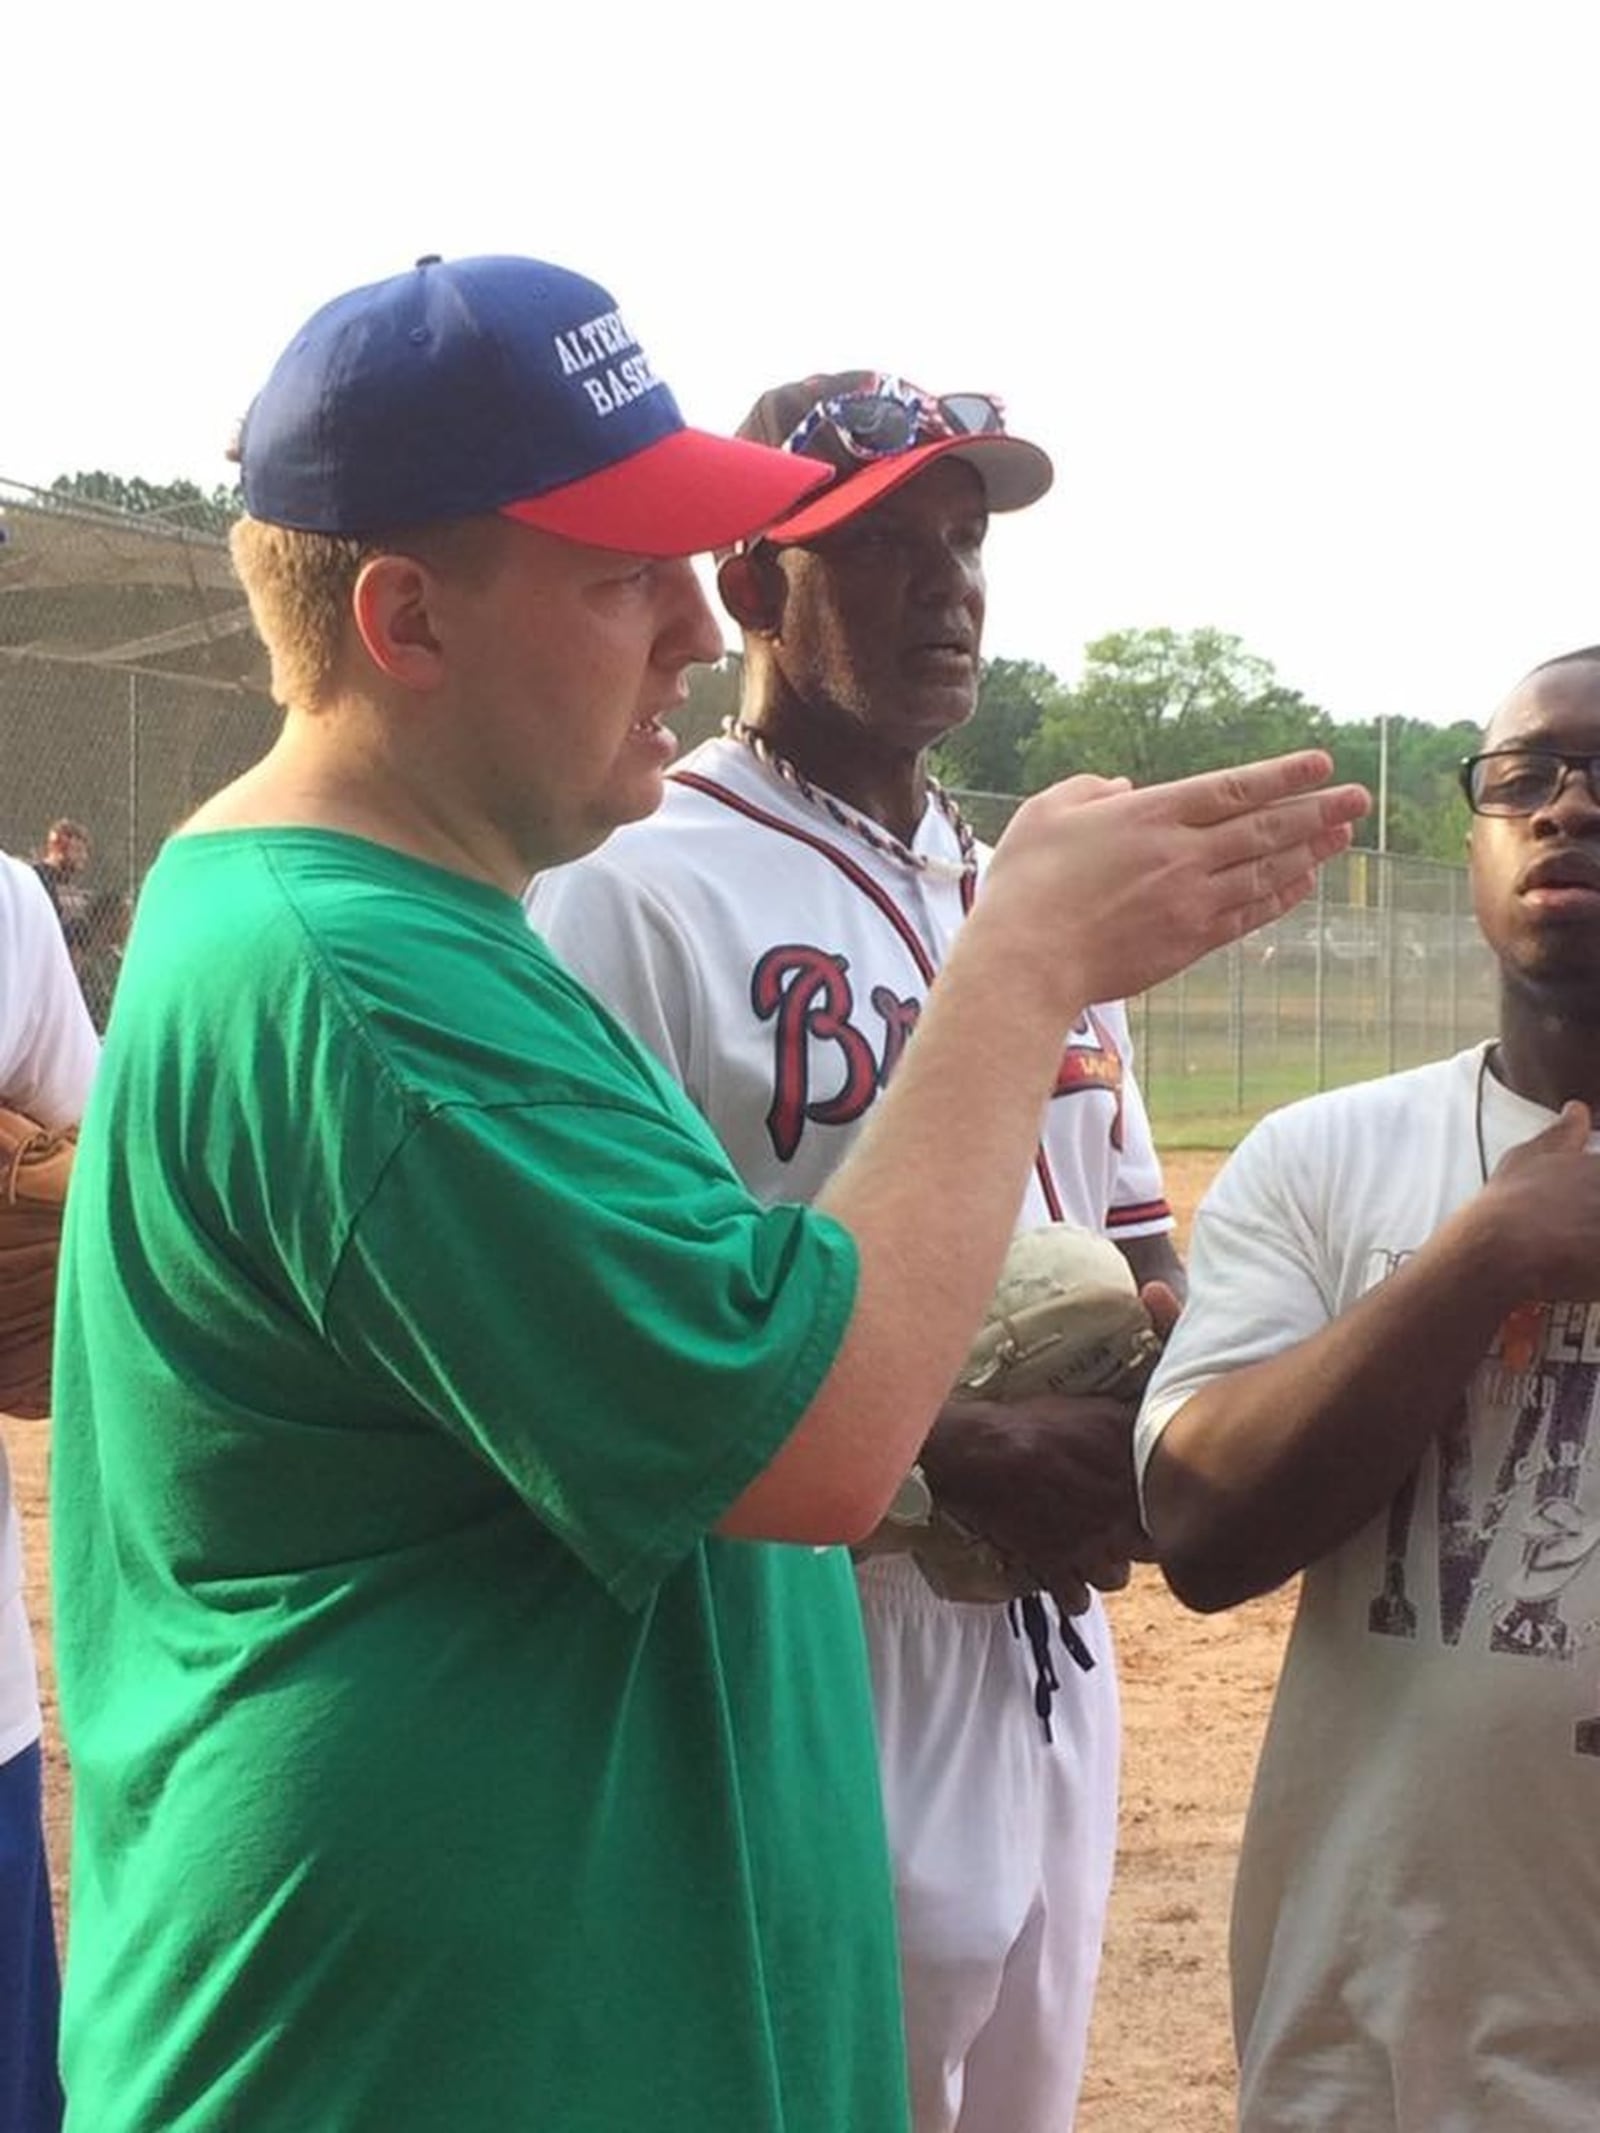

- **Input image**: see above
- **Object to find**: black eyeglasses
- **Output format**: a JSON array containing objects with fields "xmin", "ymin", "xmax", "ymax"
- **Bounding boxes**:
[
  {"xmin": 1458, "ymin": 748, "xmax": 1600, "ymax": 817},
  {"xmin": 781, "ymin": 378, "xmax": 1007, "ymax": 463}
]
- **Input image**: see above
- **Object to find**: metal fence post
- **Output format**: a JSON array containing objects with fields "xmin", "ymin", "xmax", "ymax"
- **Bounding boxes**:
[
  {"xmin": 1175, "ymin": 966, "xmax": 1188, "ymax": 1094},
  {"xmin": 1314, "ymin": 866, "xmax": 1328, "ymax": 1094},
  {"xmin": 1383, "ymin": 851, "xmax": 1398, "ymax": 1075},
  {"xmin": 1448, "ymin": 867, "xmax": 1461, "ymax": 1053},
  {"xmin": 127, "ymin": 671, "xmax": 139, "ymax": 900}
]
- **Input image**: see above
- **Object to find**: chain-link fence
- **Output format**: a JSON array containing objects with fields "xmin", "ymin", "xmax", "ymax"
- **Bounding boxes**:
[
  {"xmin": 952, "ymin": 794, "xmax": 1498, "ymax": 1139},
  {"xmin": 0, "ymin": 478, "xmax": 277, "ymax": 897},
  {"xmin": 2, "ymin": 482, "xmax": 1495, "ymax": 1133}
]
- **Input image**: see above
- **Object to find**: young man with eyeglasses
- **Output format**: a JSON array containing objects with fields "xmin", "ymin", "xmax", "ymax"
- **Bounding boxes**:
[
  {"xmin": 1136, "ymin": 647, "xmax": 1600, "ymax": 2131},
  {"xmin": 531, "ymin": 369, "xmax": 1192, "ymax": 2133}
]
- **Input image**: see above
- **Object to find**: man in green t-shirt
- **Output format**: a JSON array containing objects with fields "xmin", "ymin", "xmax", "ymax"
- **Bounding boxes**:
[{"xmin": 52, "ymin": 253, "xmax": 1367, "ymax": 2132}]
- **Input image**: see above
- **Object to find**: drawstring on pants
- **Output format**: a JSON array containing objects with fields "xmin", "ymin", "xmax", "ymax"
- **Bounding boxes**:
[{"xmin": 1007, "ymin": 1592, "xmax": 1098, "ymax": 1743}]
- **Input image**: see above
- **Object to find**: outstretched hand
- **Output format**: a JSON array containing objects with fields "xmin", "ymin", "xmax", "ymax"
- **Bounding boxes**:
[{"xmin": 978, "ymin": 752, "xmax": 1370, "ymax": 1014}]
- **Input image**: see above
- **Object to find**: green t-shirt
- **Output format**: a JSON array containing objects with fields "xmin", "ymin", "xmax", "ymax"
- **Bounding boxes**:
[{"xmin": 53, "ymin": 830, "xmax": 907, "ymax": 2133}]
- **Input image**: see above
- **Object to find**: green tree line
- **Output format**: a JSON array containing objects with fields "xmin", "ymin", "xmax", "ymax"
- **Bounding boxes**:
[
  {"xmin": 49, "ymin": 470, "xmax": 244, "ymax": 528},
  {"xmin": 678, "ymin": 629, "xmax": 1479, "ymax": 861},
  {"xmin": 933, "ymin": 629, "xmax": 1480, "ymax": 862}
]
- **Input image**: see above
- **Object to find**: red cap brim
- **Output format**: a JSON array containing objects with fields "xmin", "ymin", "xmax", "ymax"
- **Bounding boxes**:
[
  {"xmin": 758, "ymin": 433, "xmax": 1053, "ymax": 545},
  {"xmin": 500, "ymin": 427, "xmax": 833, "ymax": 557}
]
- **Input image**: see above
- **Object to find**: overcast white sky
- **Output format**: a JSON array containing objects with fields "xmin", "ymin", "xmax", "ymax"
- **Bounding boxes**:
[{"xmin": 7, "ymin": 1, "xmax": 1597, "ymax": 730}]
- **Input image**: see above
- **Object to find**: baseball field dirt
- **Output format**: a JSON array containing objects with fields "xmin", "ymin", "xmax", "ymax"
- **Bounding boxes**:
[{"xmin": 15, "ymin": 1144, "xmax": 1295, "ymax": 2129}]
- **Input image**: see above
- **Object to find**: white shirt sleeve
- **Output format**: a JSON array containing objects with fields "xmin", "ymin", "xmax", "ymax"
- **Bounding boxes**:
[
  {"xmin": 0, "ymin": 852, "xmax": 97, "ymax": 1749},
  {"xmin": 1132, "ymin": 1110, "xmax": 1334, "ymax": 1507},
  {"xmin": 0, "ymin": 853, "xmax": 99, "ymax": 1127}
]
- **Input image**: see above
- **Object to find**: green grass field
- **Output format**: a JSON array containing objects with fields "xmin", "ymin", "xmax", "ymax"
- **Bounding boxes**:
[
  {"xmin": 1142, "ymin": 1031, "xmax": 1495, "ymax": 1148},
  {"xmin": 1144, "ymin": 1059, "xmax": 1384, "ymax": 1147},
  {"xmin": 1134, "ymin": 957, "xmax": 1496, "ymax": 1148}
]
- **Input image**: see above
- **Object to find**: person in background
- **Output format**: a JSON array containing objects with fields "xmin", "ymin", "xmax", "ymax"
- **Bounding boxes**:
[
  {"xmin": 0, "ymin": 850, "xmax": 98, "ymax": 2133},
  {"xmin": 30, "ymin": 824, "xmax": 90, "ymax": 952}
]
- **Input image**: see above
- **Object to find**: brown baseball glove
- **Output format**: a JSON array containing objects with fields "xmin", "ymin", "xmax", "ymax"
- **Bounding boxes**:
[{"xmin": 0, "ymin": 1107, "xmax": 77, "ymax": 1419}]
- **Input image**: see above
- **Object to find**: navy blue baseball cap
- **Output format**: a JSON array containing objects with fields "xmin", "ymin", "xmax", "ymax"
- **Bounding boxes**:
[{"xmin": 234, "ymin": 254, "xmax": 831, "ymax": 557}]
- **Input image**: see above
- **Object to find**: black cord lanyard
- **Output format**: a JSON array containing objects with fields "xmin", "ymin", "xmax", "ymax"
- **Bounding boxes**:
[{"xmin": 1474, "ymin": 1043, "xmax": 1495, "ymax": 1187}]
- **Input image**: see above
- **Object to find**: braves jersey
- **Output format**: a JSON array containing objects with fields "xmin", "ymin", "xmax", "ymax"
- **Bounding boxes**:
[{"xmin": 528, "ymin": 734, "xmax": 1173, "ymax": 1238}]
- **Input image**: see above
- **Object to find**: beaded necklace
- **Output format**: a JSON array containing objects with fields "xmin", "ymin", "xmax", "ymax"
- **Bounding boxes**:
[{"xmin": 722, "ymin": 718, "xmax": 979, "ymax": 883}]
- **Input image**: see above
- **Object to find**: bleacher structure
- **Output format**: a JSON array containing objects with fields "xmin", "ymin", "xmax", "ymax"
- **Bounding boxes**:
[{"xmin": 0, "ymin": 479, "xmax": 276, "ymax": 891}]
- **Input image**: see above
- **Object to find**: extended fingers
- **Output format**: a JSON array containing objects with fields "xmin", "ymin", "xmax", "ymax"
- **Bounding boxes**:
[
  {"xmin": 1206, "ymin": 872, "xmax": 1322, "ymax": 947},
  {"xmin": 1211, "ymin": 826, "xmax": 1358, "ymax": 912},
  {"xmin": 1191, "ymin": 786, "xmax": 1370, "ymax": 885},
  {"xmin": 1082, "ymin": 1556, "xmax": 1133, "ymax": 1593},
  {"xmin": 1050, "ymin": 1578, "xmax": 1094, "ymax": 1619},
  {"xmin": 1168, "ymin": 751, "xmax": 1367, "ymax": 830},
  {"xmin": 1050, "ymin": 773, "xmax": 1135, "ymax": 808}
]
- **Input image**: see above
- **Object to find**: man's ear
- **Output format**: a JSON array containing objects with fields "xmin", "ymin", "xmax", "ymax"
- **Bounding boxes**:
[
  {"xmin": 716, "ymin": 548, "xmax": 786, "ymax": 637},
  {"xmin": 351, "ymin": 553, "xmax": 447, "ymax": 689}
]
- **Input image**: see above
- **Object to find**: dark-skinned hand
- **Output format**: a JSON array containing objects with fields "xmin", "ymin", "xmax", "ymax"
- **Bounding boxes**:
[
  {"xmin": 918, "ymin": 1271, "xmax": 1182, "ymax": 1615},
  {"xmin": 920, "ymin": 1390, "xmax": 1152, "ymax": 1617}
]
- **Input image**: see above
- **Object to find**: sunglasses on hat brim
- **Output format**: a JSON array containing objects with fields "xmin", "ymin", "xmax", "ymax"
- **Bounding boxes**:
[{"xmin": 781, "ymin": 380, "xmax": 1007, "ymax": 463}]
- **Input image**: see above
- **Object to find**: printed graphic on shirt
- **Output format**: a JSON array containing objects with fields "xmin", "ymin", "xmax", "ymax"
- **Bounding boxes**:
[
  {"xmin": 1055, "ymin": 1011, "xmax": 1125, "ymax": 1151},
  {"xmin": 750, "ymin": 945, "xmax": 1127, "ymax": 1168},
  {"xmin": 1362, "ymin": 1274, "xmax": 1600, "ymax": 1757},
  {"xmin": 751, "ymin": 945, "xmax": 917, "ymax": 1161}
]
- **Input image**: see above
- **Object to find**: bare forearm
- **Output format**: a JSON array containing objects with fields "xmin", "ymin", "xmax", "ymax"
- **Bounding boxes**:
[{"xmin": 1146, "ymin": 1195, "xmax": 1521, "ymax": 1608}]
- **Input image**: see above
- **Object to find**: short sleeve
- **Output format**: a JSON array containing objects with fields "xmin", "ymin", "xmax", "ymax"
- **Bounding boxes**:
[
  {"xmin": 1133, "ymin": 1114, "xmax": 1334, "ymax": 1502},
  {"xmin": 323, "ymin": 1089, "xmax": 857, "ymax": 1608},
  {"xmin": 0, "ymin": 855, "xmax": 98, "ymax": 1125}
]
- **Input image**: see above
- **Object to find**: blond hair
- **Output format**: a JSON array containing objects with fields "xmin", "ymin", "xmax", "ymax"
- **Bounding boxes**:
[{"xmin": 229, "ymin": 515, "xmax": 511, "ymax": 710}]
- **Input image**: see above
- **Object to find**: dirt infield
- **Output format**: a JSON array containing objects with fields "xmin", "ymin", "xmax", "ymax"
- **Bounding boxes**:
[{"xmin": 12, "ymin": 1145, "xmax": 1296, "ymax": 2129}]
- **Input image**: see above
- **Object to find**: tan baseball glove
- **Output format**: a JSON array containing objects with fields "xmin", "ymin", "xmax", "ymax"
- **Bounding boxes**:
[
  {"xmin": 865, "ymin": 1224, "xmax": 1161, "ymax": 1605},
  {"xmin": 952, "ymin": 1223, "xmax": 1162, "ymax": 1408},
  {"xmin": 0, "ymin": 1107, "xmax": 77, "ymax": 1419}
]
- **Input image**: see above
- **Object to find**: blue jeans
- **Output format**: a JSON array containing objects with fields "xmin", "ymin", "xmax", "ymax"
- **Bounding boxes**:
[{"xmin": 0, "ymin": 1741, "xmax": 63, "ymax": 2133}]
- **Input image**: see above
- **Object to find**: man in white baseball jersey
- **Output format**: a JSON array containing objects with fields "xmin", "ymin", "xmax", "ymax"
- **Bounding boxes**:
[
  {"xmin": 531, "ymin": 371, "xmax": 1186, "ymax": 2132},
  {"xmin": 1137, "ymin": 650, "xmax": 1600, "ymax": 2130},
  {"xmin": 0, "ymin": 852, "xmax": 98, "ymax": 2133}
]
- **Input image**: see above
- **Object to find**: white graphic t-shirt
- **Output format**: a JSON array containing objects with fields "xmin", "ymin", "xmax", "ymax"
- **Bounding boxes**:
[{"xmin": 1137, "ymin": 1045, "xmax": 1600, "ymax": 2132}]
